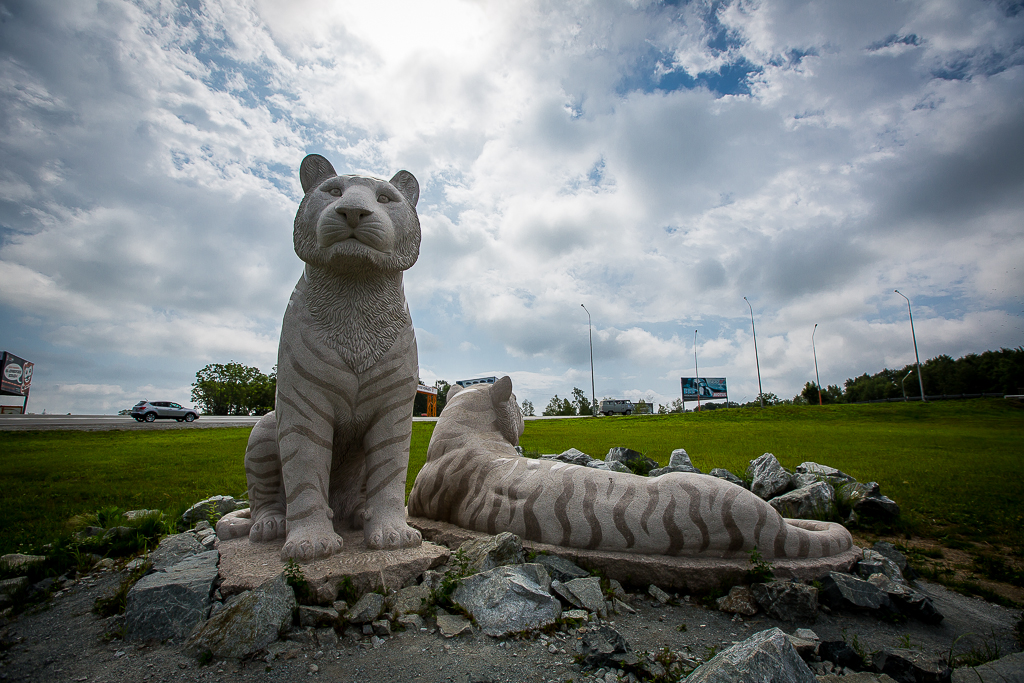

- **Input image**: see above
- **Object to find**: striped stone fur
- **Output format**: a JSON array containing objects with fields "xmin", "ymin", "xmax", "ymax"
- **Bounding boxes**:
[
  {"xmin": 409, "ymin": 377, "xmax": 854, "ymax": 560},
  {"xmin": 240, "ymin": 155, "xmax": 423, "ymax": 562}
]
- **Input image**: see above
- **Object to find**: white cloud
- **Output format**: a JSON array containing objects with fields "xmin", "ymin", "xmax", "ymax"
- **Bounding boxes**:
[{"xmin": 0, "ymin": 0, "xmax": 1021, "ymax": 413}]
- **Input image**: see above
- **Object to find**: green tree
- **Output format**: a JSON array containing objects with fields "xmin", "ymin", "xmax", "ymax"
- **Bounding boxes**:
[
  {"xmin": 543, "ymin": 394, "xmax": 577, "ymax": 416},
  {"xmin": 191, "ymin": 361, "xmax": 276, "ymax": 415},
  {"xmin": 521, "ymin": 399, "xmax": 535, "ymax": 416},
  {"xmin": 668, "ymin": 398, "xmax": 684, "ymax": 413},
  {"xmin": 571, "ymin": 387, "xmax": 592, "ymax": 416}
]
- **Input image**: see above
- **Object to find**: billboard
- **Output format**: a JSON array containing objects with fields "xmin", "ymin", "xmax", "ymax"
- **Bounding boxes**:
[
  {"xmin": 681, "ymin": 377, "xmax": 728, "ymax": 400},
  {"xmin": 1, "ymin": 352, "xmax": 34, "ymax": 397}
]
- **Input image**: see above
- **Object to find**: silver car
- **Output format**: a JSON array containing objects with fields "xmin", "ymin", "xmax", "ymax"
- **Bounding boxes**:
[{"xmin": 131, "ymin": 400, "xmax": 199, "ymax": 423}]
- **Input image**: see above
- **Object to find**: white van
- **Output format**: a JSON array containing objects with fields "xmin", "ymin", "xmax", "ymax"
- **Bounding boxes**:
[{"xmin": 599, "ymin": 399, "xmax": 634, "ymax": 416}]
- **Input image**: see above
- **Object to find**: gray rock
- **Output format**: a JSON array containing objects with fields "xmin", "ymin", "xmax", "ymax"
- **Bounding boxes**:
[
  {"xmin": 564, "ymin": 608, "xmax": 589, "ymax": 620},
  {"xmin": 75, "ymin": 526, "xmax": 105, "ymax": 540},
  {"xmin": 316, "ymin": 627, "xmax": 338, "ymax": 648},
  {"xmin": 789, "ymin": 472, "xmax": 821, "ymax": 490},
  {"xmin": 859, "ymin": 558, "xmax": 886, "ymax": 579},
  {"xmin": 386, "ymin": 584, "xmax": 430, "ymax": 617},
  {"xmin": 587, "ymin": 460, "xmax": 631, "ymax": 473},
  {"xmin": 951, "ymin": 651, "xmax": 1024, "ymax": 683},
  {"xmin": 794, "ymin": 462, "xmax": 855, "ymax": 485},
  {"xmin": 533, "ymin": 554, "xmax": 590, "ymax": 583},
  {"xmin": 346, "ymin": 592, "xmax": 385, "ymax": 624},
  {"xmin": 0, "ymin": 576, "xmax": 29, "ymax": 607},
  {"xmin": 551, "ymin": 576, "xmax": 605, "ymax": 614},
  {"xmin": 607, "ymin": 579, "xmax": 628, "ymax": 601},
  {"xmin": 398, "ymin": 613, "xmax": 424, "ymax": 630},
  {"xmin": 668, "ymin": 448, "xmax": 701, "ymax": 472},
  {"xmin": 687, "ymin": 627, "xmax": 817, "ymax": 683},
  {"xmin": 126, "ymin": 550, "xmax": 220, "ymax": 641},
  {"xmin": 793, "ymin": 628, "xmax": 819, "ymax": 643},
  {"xmin": 836, "ymin": 482, "xmax": 900, "ymax": 519},
  {"xmin": 819, "ymin": 572, "xmax": 895, "ymax": 614},
  {"xmin": 871, "ymin": 542, "xmax": 909, "ymax": 574},
  {"xmin": 769, "ymin": 481, "xmax": 836, "ymax": 520},
  {"xmin": 709, "ymin": 468, "xmax": 745, "ymax": 487},
  {"xmin": 862, "ymin": 549, "xmax": 906, "ymax": 584},
  {"xmin": 577, "ymin": 625, "xmax": 634, "ymax": 669},
  {"xmin": 436, "ymin": 613, "xmax": 473, "ymax": 638},
  {"xmin": 716, "ymin": 585, "xmax": 759, "ymax": 616},
  {"xmin": 648, "ymin": 584, "xmax": 671, "ymax": 604},
  {"xmin": 371, "ymin": 619, "xmax": 391, "ymax": 637},
  {"xmin": 867, "ymin": 574, "xmax": 943, "ymax": 624},
  {"xmin": 181, "ymin": 495, "xmax": 246, "ymax": 524},
  {"xmin": 299, "ymin": 605, "xmax": 339, "ymax": 628},
  {"xmin": 420, "ymin": 569, "xmax": 445, "ymax": 593},
  {"xmin": 0, "ymin": 554, "xmax": 46, "ymax": 570},
  {"xmin": 872, "ymin": 648, "xmax": 951, "ymax": 683},
  {"xmin": 451, "ymin": 563, "xmax": 560, "ymax": 636},
  {"xmin": 457, "ymin": 532, "xmax": 526, "ymax": 572},
  {"xmin": 649, "ymin": 465, "xmax": 700, "ymax": 477},
  {"xmin": 184, "ymin": 573, "xmax": 296, "ymax": 659},
  {"xmin": 541, "ymin": 448, "xmax": 594, "ymax": 466},
  {"xmin": 605, "ymin": 447, "xmax": 658, "ymax": 474},
  {"xmin": 787, "ymin": 635, "xmax": 818, "ymax": 658},
  {"xmin": 751, "ymin": 581, "xmax": 818, "ymax": 622},
  {"xmin": 149, "ymin": 533, "xmax": 204, "ymax": 572},
  {"xmin": 747, "ymin": 453, "xmax": 791, "ymax": 500},
  {"xmin": 613, "ymin": 597, "xmax": 636, "ymax": 614},
  {"xmin": 819, "ymin": 673, "xmax": 898, "ymax": 683}
]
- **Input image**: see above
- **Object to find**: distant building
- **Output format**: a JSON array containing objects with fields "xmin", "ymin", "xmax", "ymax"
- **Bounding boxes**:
[{"xmin": 456, "ymin": 376, "xmax": 497, "ymax": 388}]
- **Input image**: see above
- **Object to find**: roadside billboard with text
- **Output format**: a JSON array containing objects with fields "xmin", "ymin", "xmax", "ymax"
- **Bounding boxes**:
[
  {"xmin": 1, "ymin": 352, "xmax": 34, "ymax": 397},
  {"xmin": 681, "ymin": 377, "xmax": 728, "ymax": 400}
]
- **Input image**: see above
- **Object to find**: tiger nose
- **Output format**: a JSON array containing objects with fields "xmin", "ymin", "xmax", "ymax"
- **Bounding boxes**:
[{"xmin": 335, "ymin": 204, "xmax": 373, "ymax": 228}]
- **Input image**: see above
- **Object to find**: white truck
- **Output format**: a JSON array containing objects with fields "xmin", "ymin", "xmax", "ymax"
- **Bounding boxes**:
[{"xmin": 599, "ymin": 399, "xmax": 634, "ymax": 416}]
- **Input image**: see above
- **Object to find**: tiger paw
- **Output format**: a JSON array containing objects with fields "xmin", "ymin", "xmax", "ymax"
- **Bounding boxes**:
[
  {"xmin": 281, "ymin": 520, "xmax": 344, "ymax": 561},
  {"xmin": 249, "ymin": 510, "xmax": 287, "ymax": 542},
  {"xmin": 365, "ymin": 520, "xmax": 422, "ymax": 550}
]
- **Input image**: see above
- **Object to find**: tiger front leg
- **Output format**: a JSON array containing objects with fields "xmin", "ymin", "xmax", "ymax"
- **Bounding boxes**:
[
  {"xmin": 277, "ymin": 409, "xmax": 345, "ymax": 561},
  {"xmin": 362, "ymin": 419, "xmax": 422, "ymax": 550}
]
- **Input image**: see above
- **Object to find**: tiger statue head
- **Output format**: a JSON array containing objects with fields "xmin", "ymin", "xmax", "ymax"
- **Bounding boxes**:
[
  {"xmin": 293, "ymin": 154, "xmax": 421, "ymax": 274},
  {"xmin": 444, "ymin": 375, "xmax": 525, "ymax": 448}
]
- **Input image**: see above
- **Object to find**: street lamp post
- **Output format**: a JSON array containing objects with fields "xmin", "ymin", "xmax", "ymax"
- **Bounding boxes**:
[
  {"xmin": 694, "ymin": 329, "xmax": 701, "ymax": 412},
  {"xmin": 894, "ymin": 290, "xmax": 926, "ymax": 403},
  {"xmin": 581, "ymin": 304, "xmax": 596, "ymax": 416},
  {"xmin": 902, "ymin": 370, "xmax": 913, "ymax": 402},
  {"xmin": 743, "ymin": 297, "xmax": 764, "ymax": 408},
  {"xmin": 812, "ymin": 323, "xmax": 822, "ymax": 405}
]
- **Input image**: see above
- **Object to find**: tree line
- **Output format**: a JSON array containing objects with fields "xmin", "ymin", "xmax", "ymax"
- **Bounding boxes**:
[{"xmin": 800, "ymin": 347, "xmax": 1024, "ymax": 404}]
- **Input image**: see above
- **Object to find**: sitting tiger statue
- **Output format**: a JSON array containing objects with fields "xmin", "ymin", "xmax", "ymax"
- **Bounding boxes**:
[
  {"xmin": 409, "ymin": 377, "xmax": 854, "ymax": 560},
  {"xmin": 221, "ymin": 154, "xmax": 423, "ymax": 561}
]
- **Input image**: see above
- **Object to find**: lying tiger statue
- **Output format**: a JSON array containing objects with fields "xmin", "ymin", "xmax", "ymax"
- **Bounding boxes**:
[
  {"xmin": 409, "ymin": 377, "xmax": 854, "ymax": 560},
  {"xmin": 220, "ymin": 154, "xmax": 423, "ymax": 561}
]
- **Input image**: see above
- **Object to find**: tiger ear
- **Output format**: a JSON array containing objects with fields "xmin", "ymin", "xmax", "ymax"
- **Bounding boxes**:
[
  {"xmin": 389, "ymin": 170, "xmax": 419, "ymax": 207},
  {"xmin": 490, "ymin": 376, "xmax": 513, "ymax": 408},
  {"xmin": 300, "ymin": 154, "xmax": 337, "ymax": 194},
  {"xmin": 446, "ymin": 384, "xmax": 464, "ymax": 400}
]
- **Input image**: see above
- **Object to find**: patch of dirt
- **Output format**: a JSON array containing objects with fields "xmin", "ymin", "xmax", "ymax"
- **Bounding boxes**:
[
  {"xmin": 0, "ymin": 561, "xmax": 1021, "ymax": 683},
  {"xmin": 852, "ymin": 532, "xmax": 1024, "ymax": 607}
]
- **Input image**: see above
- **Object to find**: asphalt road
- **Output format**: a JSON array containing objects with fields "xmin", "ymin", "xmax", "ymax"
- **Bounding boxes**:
[
  {"xmin": 0, "ymin": 414, "xmax": 263, "ymax": 431},
  {"xmin": 0, "ymin": 412, "xmax": 597, "ymax": 431}
]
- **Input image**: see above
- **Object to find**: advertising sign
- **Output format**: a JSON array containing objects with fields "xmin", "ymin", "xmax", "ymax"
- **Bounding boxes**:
[
  {"xmin": 1, "ymin": 352, "xmax": 34, "ymax": 397},
  {"xmin": 681, "ymin": 377, "xmax": 728, "ymax": 400}
]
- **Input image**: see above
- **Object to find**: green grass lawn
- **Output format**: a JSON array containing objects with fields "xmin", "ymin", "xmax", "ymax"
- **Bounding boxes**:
[{"xmin": 2, "ymin": 399, "xmax": 1022, "ymax": 557}]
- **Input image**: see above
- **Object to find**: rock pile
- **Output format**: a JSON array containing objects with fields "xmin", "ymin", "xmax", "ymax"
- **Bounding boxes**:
[{"xmin": 538, "ymin": 447, "xmax": 900, "ymax": 523}]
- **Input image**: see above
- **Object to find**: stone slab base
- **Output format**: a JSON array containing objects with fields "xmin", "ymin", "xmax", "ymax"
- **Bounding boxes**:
[
  {"xmin": 216, "ymin": 531, "xmax": 450, "ymax": 600},
  {"xmin": 408, "ymin": 516, "xmax": 860, "ymax": 594}
]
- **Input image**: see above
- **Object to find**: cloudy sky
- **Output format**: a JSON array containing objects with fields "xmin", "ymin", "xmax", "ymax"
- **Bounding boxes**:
[{"xmin": 1, "ymin": 0, "xmax": 1022, "ymax": 415}]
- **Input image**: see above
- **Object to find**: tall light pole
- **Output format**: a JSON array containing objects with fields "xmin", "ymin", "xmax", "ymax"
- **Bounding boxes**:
[
  {"xmin": 693, "ymin": 329, "xmax": 701, "ymax": 412},
  {"xmin": 812, "ymin": 323, "xmax": 822, "ymax": 405},
  {"xmin": 894, "ymin": 290, "xmax": 926, "ymax": 402},
  {"xmin": 743, "ymin": 297, "xmax": 764, "ymax": 408},
  {"xmin": 581, "ymin": 304, "xmax": 596, "ymax": 416},
  {"xmin": 902, "ymin": 369, "xmax": 913, "ymax": 402}
]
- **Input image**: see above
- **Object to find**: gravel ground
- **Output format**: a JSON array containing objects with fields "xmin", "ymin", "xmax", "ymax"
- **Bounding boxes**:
[{"xmin": 1, "ymin": 564, "xmax": 1020, "ymax": 683}]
